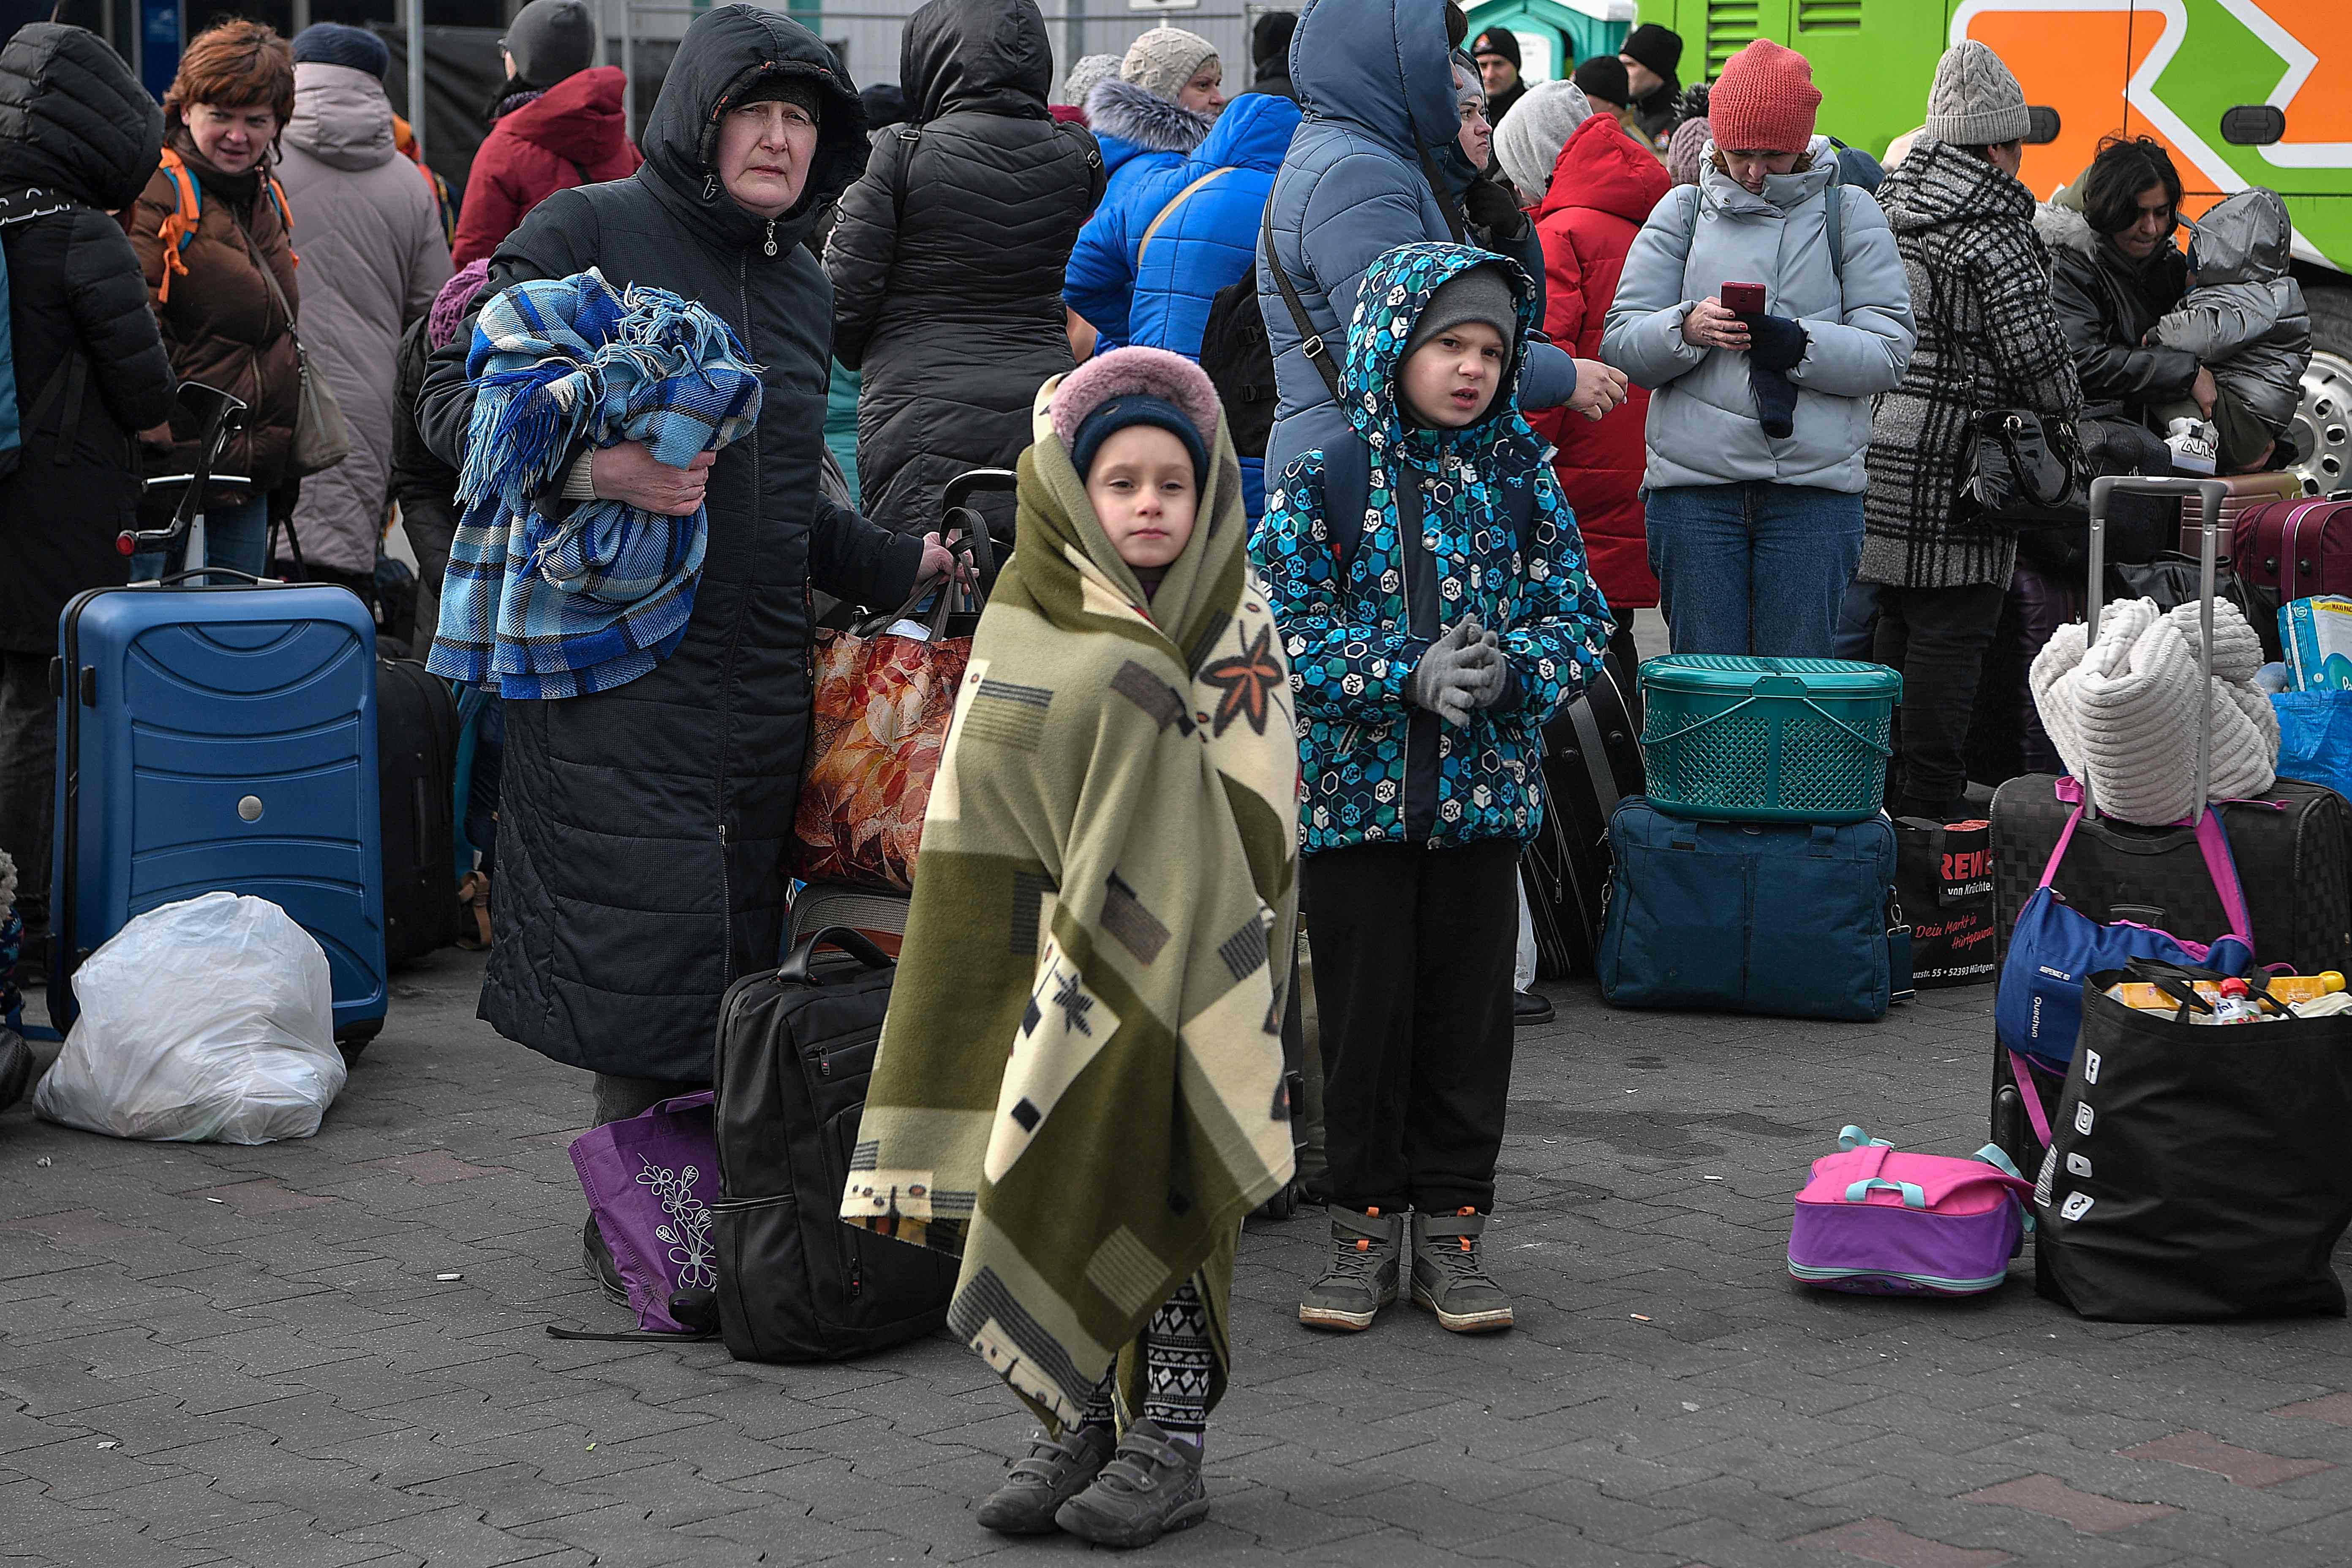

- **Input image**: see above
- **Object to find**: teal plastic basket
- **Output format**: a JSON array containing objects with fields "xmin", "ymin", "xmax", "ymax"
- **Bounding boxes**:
[{"xmin": 1638, "ymin": 656, "xmax": 1901, "ymax": 824}]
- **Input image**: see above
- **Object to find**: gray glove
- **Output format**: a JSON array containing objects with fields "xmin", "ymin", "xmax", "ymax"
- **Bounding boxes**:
[
  {"xmin": 1464, "ymin": 627, "xmax": 1508, "ymax": 709},
  {"xmin": 1407, "ymin": 621, "xmax": 1482, "ymax": 728}
]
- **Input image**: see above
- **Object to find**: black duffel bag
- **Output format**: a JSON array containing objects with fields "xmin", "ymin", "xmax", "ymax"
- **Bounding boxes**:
[
  {"xmin": 2035, "ymin": 962, "xmax": 2352, "ymax": 1321},
  {"xmin": 710, "ymin": 927, "xmax": 958, "ymax": 1361}
]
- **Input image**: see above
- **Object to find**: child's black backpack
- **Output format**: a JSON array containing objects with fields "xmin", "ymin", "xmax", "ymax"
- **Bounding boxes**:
[{"xmin": 1198, "ymin": 274, "xmax": 1278, "ymax": 460}]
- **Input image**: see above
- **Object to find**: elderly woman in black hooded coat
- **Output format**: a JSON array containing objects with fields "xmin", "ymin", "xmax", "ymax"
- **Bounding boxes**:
[
  {"xmin": 418, "ymin": 4, "xmax": 955, "ymax": 1283},
  {"xmin": 824, "ymin": 0, "xmax": 1103, "ymax": 539}
]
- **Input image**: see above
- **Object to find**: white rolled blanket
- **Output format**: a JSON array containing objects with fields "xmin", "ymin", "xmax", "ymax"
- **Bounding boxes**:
[{"xmin": 2029, "ymin": 596, "xmax": 2278, "ymax": 824}]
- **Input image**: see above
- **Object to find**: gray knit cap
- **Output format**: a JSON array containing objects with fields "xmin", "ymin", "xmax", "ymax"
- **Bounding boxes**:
[
  {"xmin": 1924, "ymin": 39, "xmax": 2029, "ymax": 147},
  {"xmin": 1121, "ymin": 27, "xmax": 1218, "ymax": 101},
  {"xmin": 1061, "ymin": 52, "xmax": 1121, "ymax": 107},
  {"xmin": 1403, "ymin": 264, "xmax": 1518, "ymax": 365},
  {"xmin": 1493, "ymin": 79, "xmax": 1594, "ymax": 202}
]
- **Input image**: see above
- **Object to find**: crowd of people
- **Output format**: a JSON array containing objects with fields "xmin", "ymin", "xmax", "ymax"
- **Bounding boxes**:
[{"xmin": 0, "ymin": 0, "xmax": 2319, "ymax": 1550}]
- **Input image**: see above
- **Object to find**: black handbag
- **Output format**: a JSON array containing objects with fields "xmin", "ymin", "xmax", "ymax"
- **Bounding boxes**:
[
  {"xmin": 2034, "ymin": 963, "xmax": 2352, "ymax": 1321},
  {"xmin": 708, "ymin": 927, "xmax": 957, "ymax": 1363},
  {"xmin": 1961, "ymin": 409, "xmax": 2083, "ymax": 530}
]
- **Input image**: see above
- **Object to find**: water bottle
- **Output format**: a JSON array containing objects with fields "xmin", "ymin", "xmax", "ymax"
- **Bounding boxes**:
[{"xmin": 2211, "ymin": 978, "xmax": 2261, "ymax": 1025}]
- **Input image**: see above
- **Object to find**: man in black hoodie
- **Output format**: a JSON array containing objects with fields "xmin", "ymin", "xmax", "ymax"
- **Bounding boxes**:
[{"xmin": 1252, "ymin": 11, "xmax": 1296, "ymax": 100}]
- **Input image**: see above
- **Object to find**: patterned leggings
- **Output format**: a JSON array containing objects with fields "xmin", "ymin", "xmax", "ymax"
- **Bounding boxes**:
[{"xmin": 1078, "ymin": 1278, "xmax": 1212, "ymax": 1445}]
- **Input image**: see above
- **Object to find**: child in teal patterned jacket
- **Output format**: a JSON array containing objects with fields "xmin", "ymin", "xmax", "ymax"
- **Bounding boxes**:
[{"xmin": 1249, "ymin": 241, "xmax": 1609, "ymax": 1338}]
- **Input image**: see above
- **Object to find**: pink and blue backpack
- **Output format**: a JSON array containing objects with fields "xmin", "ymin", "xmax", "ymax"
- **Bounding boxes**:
[{"xmin": 1788, "ymin": 1125, "xmax": 2036, "ymax": 1296}]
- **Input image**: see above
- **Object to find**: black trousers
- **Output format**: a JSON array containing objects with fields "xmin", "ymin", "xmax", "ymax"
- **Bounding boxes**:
[
  {"xmin": 0, "ymin": 652, "xmax": 54, "ymax": 941},
  {"xmin": 1301, "ymin": 837, "xmax": 1519, "ymax": 1215},
  {"xmin": 1872, "ymin": 580, "xmax": 2007, "ymax": 811}
]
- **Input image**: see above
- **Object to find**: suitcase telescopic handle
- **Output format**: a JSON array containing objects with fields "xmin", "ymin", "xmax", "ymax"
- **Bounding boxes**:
[
  {"xmin": 778, "ymin": 926, "xmax": 895, "ymax": 984},
  {"xmin": 115, "ymin": 381, "xmax": 248, "ymax": 558},
  {"xmin": 2085, "ymin": 474, "xmax": 2227, "ymax": 822}
]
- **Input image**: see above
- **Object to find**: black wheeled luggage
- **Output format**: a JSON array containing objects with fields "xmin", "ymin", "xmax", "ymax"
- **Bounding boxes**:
[
  {"xmin": 1521, "ymin": 654, "xmax": 1643, "ymax": 980},
  {"xmin": 376, "ymin": 657, "xmax": 460, "ymax": 965},
  {"xmin": 709, "ymin": 928, "xmax": 957, "ymax": 1363}
]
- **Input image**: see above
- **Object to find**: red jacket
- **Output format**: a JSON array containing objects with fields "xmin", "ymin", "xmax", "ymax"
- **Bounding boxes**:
[
  {"xmin": 1525, "ymin": 116, "xmax": 1672, "ymax": 611},
  {"xmin": 452, "ymin": 67, "xmax": 642, "ymax": 266}
]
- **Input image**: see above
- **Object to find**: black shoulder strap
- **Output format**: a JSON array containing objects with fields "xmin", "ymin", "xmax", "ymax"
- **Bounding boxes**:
[
  {"xmin": 1262, "ymin": 197, "xmax": 1343, "ymax": 401},
  {"xmin": 1415, "ymin": 148, "xmax": 1470, "ymax": 244},
  {"xmin": 890, "ymin": 125, "xmax": 919, "ymax": 224}
]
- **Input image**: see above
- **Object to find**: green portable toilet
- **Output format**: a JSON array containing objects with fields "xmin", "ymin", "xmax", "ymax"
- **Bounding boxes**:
[{"xmin": 1461, "ymin": 0, "xmax": 1635, "ymax": 83}]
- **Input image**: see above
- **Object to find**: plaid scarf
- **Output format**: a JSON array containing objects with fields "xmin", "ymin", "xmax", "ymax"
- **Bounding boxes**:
[{"xmin": 425, "ymin": 269, "xmax": 762, "ymax": 700}]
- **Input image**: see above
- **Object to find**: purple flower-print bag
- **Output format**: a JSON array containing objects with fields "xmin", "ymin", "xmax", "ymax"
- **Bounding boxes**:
[{"xmin": 565, "ymin": 1092, "xmax": 719, "ymax": 1337}]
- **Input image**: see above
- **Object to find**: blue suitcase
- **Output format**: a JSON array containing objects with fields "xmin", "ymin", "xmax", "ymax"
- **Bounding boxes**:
[
  {"xmin": 51, "ymin": 581, "xmax": 389, "ymax": 1048},
  {"xmin": 1595, "ymin": 800, "xmax": 1904, "ymax": 1021}
]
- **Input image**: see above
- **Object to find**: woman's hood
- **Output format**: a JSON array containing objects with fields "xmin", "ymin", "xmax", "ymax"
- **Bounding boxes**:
[
  {"xmin": 2184, "ymin": 186, "xmax": 2290, "ymax": 286},
  {"xmin": 902, "ymin": 0, "xmax": 1052, "ymax": 122},
  {"xmin": 1086, "ymin": 77, "xmax": 1211, "ymax": 163},
  {"xmin": 1190, "ymin": 90, "xmax": 1301, "ymax": 174},
  {"xmin": 0, "ymin": 21, "xmax": 165, "ymax": 211},
  {"xmin": 1697, "ymin": 134, "xmax": 1839, "ymax": 218},
  {"xmin": 1876, "ymin": 134, "xmax": 2033, "ymax": 234},
  {"xmin": 1536, "ymin": 113, "xmax": 1671, "ymax": 227},
  {"xmin": 1291, "ymin": 0, "xmax": 1456, "ymax": 162},
  {"xmin": 2034, "ymin": 193, "xmax": 2099, "ymax": 262},
  {"xmin": 637, "ymin": 4, "xmax": 866, "ymax": 252},
  {"xmin": 284, "ymin": 63, "xmax": 397, "ymax": 171},
  {"xmin": 1341, "ymin": 241, "xmax": 1541, "ymax": 457}
]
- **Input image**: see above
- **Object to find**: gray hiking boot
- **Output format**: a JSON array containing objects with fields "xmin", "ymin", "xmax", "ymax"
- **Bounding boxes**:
[
  {"xmin": 975, "ymin": 1424, "xmax": 1115, "ymax": 1535},
  {"xmin": 1298, "ymin": 1205, "xmax": 1404, "ymax": 1331},
  {"xmin": 1410, "ymin": 1208, "xmax": 1515, "ymax": 1333},
  {"xmin": 1053, "ymin": 1418, "xmax": 1209, "ymax": 1547}
]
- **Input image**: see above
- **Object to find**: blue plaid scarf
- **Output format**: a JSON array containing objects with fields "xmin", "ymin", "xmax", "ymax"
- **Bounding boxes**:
[{"xmin": 425, "ymin": 269, "xmax": 762, "ymax": 700}]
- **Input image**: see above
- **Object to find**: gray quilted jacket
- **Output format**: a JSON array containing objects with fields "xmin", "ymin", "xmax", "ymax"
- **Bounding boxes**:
[
  {"xmin": 1600, "ymin": 139, "xmax": 1915, "ymax": 494},
  {"xmin": 2153, "ymin": 187, "xmax": 2310, "ymax": 435}
]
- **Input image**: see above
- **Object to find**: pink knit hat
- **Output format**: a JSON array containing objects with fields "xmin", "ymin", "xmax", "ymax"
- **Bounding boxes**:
[
  {"xmin": 1707, "ymin": 38, "xmax": 1820, "ymax": 154},
  {"xmin": 1049, "ymin": 347, "xmax": 1222, "ymax": 456}
]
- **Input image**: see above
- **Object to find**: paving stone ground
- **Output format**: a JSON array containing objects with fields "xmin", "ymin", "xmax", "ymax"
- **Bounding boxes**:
[{"xmin": 5, "ymin": 950, "xmax": 2351, "ymax": 1568}]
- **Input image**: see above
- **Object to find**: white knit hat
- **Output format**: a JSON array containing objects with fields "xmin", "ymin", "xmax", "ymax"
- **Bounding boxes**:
[
  {"xmin": 1061, "ymin": 52, "xmax": 1122, "ymax": 108},
  {"xmin": 1122, "ymin": 26, "xmax": 1218, "ymax": 101},
  {"xmin": 1924, "ymin": 39, "xmax": 2030, "ymax": 147},
  {"xmin": 1493, "ymin": 79, "xmax": 1594, "ymax": 202}
]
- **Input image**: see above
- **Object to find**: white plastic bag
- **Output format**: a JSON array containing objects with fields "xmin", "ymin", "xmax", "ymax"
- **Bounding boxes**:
[{"xmin": 34, "ymin": 892, "xmax": 346, "ymax": 1144}]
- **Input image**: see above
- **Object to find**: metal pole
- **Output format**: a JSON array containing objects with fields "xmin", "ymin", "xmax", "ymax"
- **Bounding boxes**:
[
  {"xmin": 1064, "ymin": 0, "xmax": 1084, "ymax": 90},
  {"xmin": 620, "ymin": 0, "xmax": 635, "ymax": 144},
  {"xmin": 407, "ymin": 0, "xmax": 428, "ymax": 162}
]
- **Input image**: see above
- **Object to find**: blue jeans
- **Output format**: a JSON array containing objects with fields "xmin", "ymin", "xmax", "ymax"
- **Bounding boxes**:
[
  {"xmin": 1833, "ymin": 579, "xmax": 1882, "ymax": 662},
  {"xmin": 128, "ymin": 494, "xmax": 270, "ymax": 584},
  {"xmin": 1645, "ymin": 482, "xmax": 1865, "ymax": 658}
]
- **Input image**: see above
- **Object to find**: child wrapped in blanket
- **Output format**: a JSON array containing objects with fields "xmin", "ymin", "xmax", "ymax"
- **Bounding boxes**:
[{"xmin": 2145, "ymin": 187, "xmax": 2311, "ymax": 475}]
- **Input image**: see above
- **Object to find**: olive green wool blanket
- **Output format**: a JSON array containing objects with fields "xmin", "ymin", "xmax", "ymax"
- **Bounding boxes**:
[{"xmin": 842, "ymin": 386, "xmax": 1299, "ymax": 1428}]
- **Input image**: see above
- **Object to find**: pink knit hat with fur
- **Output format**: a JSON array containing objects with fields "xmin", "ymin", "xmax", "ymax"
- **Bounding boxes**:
[{"xmin": 1048, "ymin": 347, "xmax": 1222, "ymax": 456}]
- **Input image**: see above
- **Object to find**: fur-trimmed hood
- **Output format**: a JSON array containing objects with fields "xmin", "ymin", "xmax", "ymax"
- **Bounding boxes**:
[
  {"xmin": 2034, "ymin": 196, "xmax": 2099, "ymax": 262},
  {"xmin": 1085, "ymin": 76, "xmax": 1211, "ymax": 171}
]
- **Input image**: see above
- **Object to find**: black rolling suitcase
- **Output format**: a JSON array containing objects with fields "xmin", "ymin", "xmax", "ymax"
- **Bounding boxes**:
[
  {"xmin": 377, "ymin": 658, "xmax": 460, "ymax": 965},
  {"xmin": 1521, "ymin": 653, "xmax": 1643, "ymax": 980},
  {"xmin": 709, "ymin": 927, "xmax": 957, "ymax": 1363}
]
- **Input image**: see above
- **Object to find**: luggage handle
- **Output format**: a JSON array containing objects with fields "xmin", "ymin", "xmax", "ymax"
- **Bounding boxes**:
[
  {"xmin": 2036, "ymin": 803, "xmax": 2254, "ymax": 948},
  {"xmin": 779, "ymin": 926, "xmax": 895, "ymax": 984},
  {"xmin": 2085, "ymin": 475, "xmax": 2224, "ymax": 825},
  {"xmin": 153, "ymin": 567, "xmax": 268, "ymax": 588},
  {"xmin": 1843, "ymin": 1177, "xmax": 1927, "ymax": 1208}
]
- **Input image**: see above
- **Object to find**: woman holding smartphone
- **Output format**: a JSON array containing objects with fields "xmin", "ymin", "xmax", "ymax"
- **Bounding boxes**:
[{"xmin": 1601, "ymin": 39, "xmax": 1915, "ymax": 656}]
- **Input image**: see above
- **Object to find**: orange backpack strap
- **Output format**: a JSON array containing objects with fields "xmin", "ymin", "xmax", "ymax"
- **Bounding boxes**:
[{"xmin": 152, "ymin": 147, "xmax": 201, "ymax": 303}]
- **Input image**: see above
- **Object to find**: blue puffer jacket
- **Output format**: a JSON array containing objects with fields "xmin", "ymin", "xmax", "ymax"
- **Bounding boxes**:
[
  {"xmin": 1130, "ymin": 90, "xmax": 1302, "ymax": 517},
  {"xmin": 1251, "ymin": 243, "xmax": 1611, "ymax": 855},
  {"xmin": 1258, "ymin": 0, "xmax": 1579, "ymax": 480},
  {"xmin": 1061, "ymin": 77, "xmax": 1212, "ymax": 351}
]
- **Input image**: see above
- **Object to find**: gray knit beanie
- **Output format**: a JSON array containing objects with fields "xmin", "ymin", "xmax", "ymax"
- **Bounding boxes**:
[
  {"xmin": 1061, "ymin": 52, "xmax": 1121, "ymax": 107},
  {"xmin": 1924, "ymin": 39, "xmax": 2029, "ymax": 147},
  {"xmin": 1493, "ymin": 79, "xmax": 1594, "ymax": 202},
  {"xmin": 1402, "ymin": 264, "xmax": 1518, "ymax": 364},
  {"xmin": 1122, "ymin": 27, "xmax": 1218, "ymax": 101}
]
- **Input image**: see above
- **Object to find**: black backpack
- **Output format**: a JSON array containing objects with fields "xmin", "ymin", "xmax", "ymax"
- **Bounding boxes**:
[
  {"xmin": 709, "ymin": 928, "xmax": 958, "ymax": 1362},
  {"xmin": 1198, "ymin": 273, "xmax": 1278, "ymax": 460}
]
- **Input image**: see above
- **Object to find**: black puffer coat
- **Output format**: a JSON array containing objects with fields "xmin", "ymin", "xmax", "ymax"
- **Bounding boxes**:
[
  {"xmin": 824, "ymin": 0, "xmax": 1102, "ymax": 538},
  {"xmin": 2035, "ymin": 190, "xmax": 2196, "ymax": 422},
  {"xmin": 0, "ymin": 24, "xmax": 177, "ymax": 653},
  {"xmin": 418, "ymin": 5, "xmax": 924, "ymax": 1080}
]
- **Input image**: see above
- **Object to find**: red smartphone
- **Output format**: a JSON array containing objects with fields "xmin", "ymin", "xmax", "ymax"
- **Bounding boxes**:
[{"xmin": 1721, "ymin": 282, "xmax": 1767, "ymax": 314}]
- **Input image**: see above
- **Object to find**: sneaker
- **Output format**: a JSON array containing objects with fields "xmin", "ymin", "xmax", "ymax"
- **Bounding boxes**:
[
  {"xmin": 1513, "ymin": 989, "xmax": 1554, "ymax": 1026},
  {"xmin": 975, "ymin": 1423, "xmax": 1114, "ymax": 1535},
  {"xmin": 2167, "ymin": 417, "xmax": 2219, "ymax": 476},
  {"xmin": 582, "ymin": 1215, "xmax": 628, "ymax": 1304},
  {"xmin": 1053, "ymin": 1418, "xmax": 1209, "ymax": 1547},
  {"xmin": 1298, "ymin": 1205, "xmax": 1402, "ymax": 1330},
  {"xmin": 1410, "ymin": 1208, "xmax": 1515, "ymax": 1333}
]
